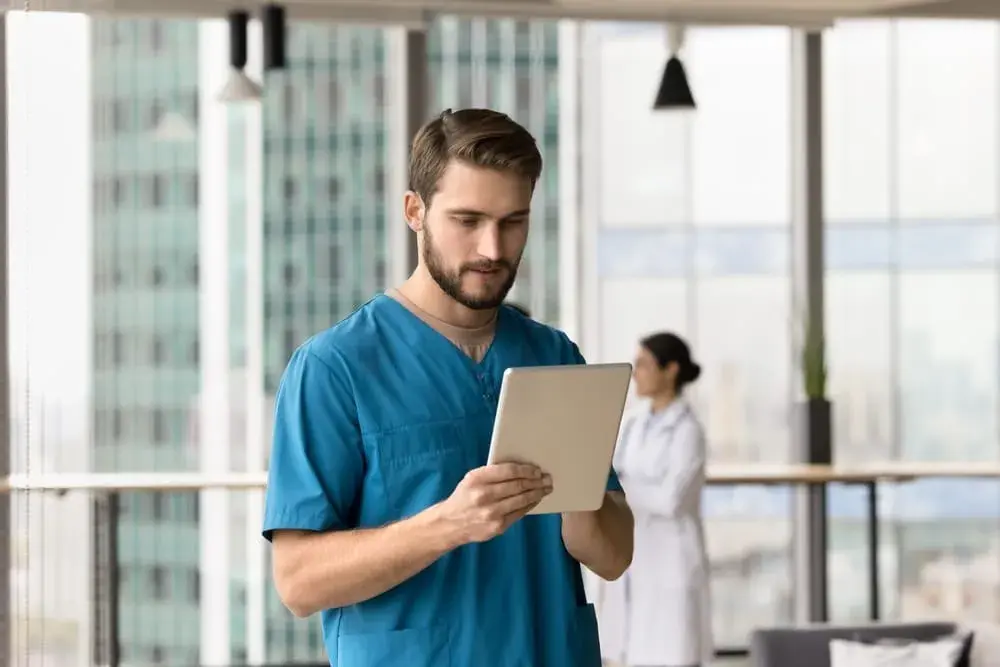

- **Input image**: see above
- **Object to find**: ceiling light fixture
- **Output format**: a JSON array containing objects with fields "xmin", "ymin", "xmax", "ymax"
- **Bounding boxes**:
[
  {"xmin": 653, "ymin": 23, "xmax": 696, "ymax": 111},
  {"xmin": 217, "ymin": 9, "xmax": 262, "ymax": 104}
]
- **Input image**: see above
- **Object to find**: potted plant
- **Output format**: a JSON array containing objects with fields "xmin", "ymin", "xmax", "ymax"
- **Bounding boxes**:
[{"xmin": 798, "ymin": 316, "xmax": 832, "ymax": 464}]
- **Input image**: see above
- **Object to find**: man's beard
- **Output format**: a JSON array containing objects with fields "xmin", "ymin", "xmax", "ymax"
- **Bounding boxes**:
[{"xmin": 422, "ymin": 226, "xmax": 520, "ymax": 311}]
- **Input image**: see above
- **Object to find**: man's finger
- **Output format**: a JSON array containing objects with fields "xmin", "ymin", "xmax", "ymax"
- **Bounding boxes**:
[
  {"xmin": 472, "ymin": 462, "xmax": 544, "ymax": 483},
  {"xmin": 484, "ymin": 477, "xmax": 551, "ymax": 502},
  {"xmin": 495, "ymin": 487, "xmax": 550, "ymax": 517}
]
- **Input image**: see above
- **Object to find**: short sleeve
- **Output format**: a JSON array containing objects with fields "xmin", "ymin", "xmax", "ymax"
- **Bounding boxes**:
[
  {"xmin": 560, "ymin": 334, "xmax": 624, "ymax": 494},
  {"xmin": 263, "ymin": 346, "xmax": 364, "ymax": 541}
]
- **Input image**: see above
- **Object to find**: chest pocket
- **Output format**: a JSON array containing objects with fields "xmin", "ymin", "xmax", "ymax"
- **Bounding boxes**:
[{"xmin": 365, "ymin": 420, "xmax": 475, "ymax": 521}]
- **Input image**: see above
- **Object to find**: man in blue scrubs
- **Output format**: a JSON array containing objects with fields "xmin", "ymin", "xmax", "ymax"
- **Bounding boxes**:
[{"xmin": 264, "ymin": 108, "xmax": 635, "ymax": 667}]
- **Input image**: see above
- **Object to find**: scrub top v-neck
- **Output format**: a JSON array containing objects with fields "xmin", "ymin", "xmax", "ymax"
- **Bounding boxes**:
[{"xmin": 263, "ymin": 293, "xmax": 622, "ymax": 667}]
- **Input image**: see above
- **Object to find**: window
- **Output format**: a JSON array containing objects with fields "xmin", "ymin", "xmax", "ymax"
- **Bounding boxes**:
[
  {"xmin": 283, "ymin": 81, "xmax": 297, "ymax": 119},
  {"xmin": 283, "ymin": 262, "xmax": 297, "ymax": 287},
  {"xmin": 149, "ymin": 20, "xmax": 164, "ymax": 52},
  {"xmin": 372, "ymin": 74, "xmax": 385, "ymax": 108},
  {"xmin": 150, "ymin": 566, "xmax": 168, "ymax": 600},
  {"xmin": 327, "ymin": 177, "xmax": 340, "ymax": 201},
  {"xmin": 150, "ymin": 645, "xmax": 165, "ymax": 665},
  {"xmin": 327, "ymin": 77, "xmax": 341, "ymax": 117},
  {"xmin": 188, "ymin": 257, "xmax": 199, "ymax": 286},
  {"xmin": 112, "ymin": 333, "xmax": 124, "ymax": 365},
  {"xmin": 143, "ymin": 174, "xmax": 165, "ymax": 208},
  {"xmin": 372, "ymin": 170, "xmax": 385, "ymax": 195},
  {"xmin": 152, "ymin": 492, "xmax": 167, "ymax": 520},
  {"xmin": 112, "ymin": 178, "xmax": 126, "ymax": 207},
  {"xmin": 112, "ymin": 408, "xmax": 123, "ymax": 439},
  {"xmin": 283, "ymin": 177, "xmax": 296, "ymax": 202},
  {"xmin": 284, "ymin": 329, "xmax": 298, "ymax": 359},
  {"xmin": 186, "ymin": 173, "xmax": 199, "ymax": 208},
  {"xmin": 329, "ymin": 245, "xmax": 341, "ymax": 280},
  {"xmin": 189, "ymin": 569, "xmax": 200, "ymax": 602},
  {"xmin": 152, "ymin": 409, "xmax": 166, "ymax": 443},
  {"xmin": 151, "ymin": 265, "xmax": 165, "ymax": 287},
  {"xmin": 152, "ymin": 336, "xmax": 165, "ymax": 365},
  {"xmin": 148, "ymin": 98, "xmax": 163, "ymax": 131},
  {"xmin": 112, "ymin": 99, "xmax": 128, "ymax": 133}
]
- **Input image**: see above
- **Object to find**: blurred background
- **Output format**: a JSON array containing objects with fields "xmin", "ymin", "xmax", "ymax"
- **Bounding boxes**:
[{"xmin": 5, "ymin": 5, "xmax": 1000, "ymax": 666}]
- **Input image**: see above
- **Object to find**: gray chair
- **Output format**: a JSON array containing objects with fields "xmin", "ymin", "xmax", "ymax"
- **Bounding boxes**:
[{"xmin": 750, "ymin": 622, "xmax": 959, "ymax": 667}]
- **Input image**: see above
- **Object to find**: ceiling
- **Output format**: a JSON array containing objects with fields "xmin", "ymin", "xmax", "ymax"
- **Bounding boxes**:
[{"xmin": 5, "ymin": 0, "xmax": 1000, "ymax": 28}]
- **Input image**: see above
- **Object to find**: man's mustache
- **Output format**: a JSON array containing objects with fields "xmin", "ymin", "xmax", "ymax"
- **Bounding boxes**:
[{"xmin": 461, "ymin": 260, "xmax": 511, "ymax": 273}]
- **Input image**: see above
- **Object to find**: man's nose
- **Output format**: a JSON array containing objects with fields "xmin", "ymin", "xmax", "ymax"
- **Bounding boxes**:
[{"xmin": 476, "ymin": 225, "xmax": 502, "ymax": 261}]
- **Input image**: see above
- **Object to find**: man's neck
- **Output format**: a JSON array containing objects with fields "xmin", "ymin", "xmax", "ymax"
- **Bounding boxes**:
[{"xmin": 397, "ymin": 267, "xmax": 498, "ymax": 329}]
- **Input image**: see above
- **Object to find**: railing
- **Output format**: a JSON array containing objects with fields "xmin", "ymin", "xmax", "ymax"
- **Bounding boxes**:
[{"xmin": 4, "ymin": 462, "xmax": 1000, "ymax": 666}]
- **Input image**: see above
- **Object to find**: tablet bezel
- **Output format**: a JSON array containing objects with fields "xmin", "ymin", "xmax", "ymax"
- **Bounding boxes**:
[{"xmin": 485, "ymin": 363, "xmax": 632, "ymax": 515}]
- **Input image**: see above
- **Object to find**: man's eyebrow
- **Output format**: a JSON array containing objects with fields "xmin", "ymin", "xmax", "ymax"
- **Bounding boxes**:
[{"xmin": 444, "ymin": 208, "xmax": 531, "ymax": 220}]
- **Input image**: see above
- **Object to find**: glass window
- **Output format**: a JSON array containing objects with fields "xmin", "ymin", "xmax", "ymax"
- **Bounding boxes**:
[
  {"xmin": 151, "ymin": 566, "xmax": 168, "ymax": 600},
  {"xmin": 592, "ymin": 27, "xmax": 690, "ymax": 228},
  {"xmin": 186, "ymin": 173, "xmax": 198, "ymax": 208},
  {"xmin": 687, "ymin": 28, "xmax": 790, "ymax": 225},
  {"xmin": 327, "ymin": 76, "xmax": 342, "ymax": 117},
  {"xmin": 112, "ymin": 99, "xmax": 128, "ymax": 133},
  {"xmin": 112, "ymin": 177, "xmax": 126, "ymax": 206},
  {"xmin": 898, "ymin": 272, "xmax": 998, "ymax": 462},
  {"xmin": 152, "ymin": 336, "xmax": 165, "ymax": 365},
  {"xmin": 152, "ymin": 492, "xmax": 167, "ymax": 520},
  {"xmin": 895, "ymin": 21, "xmax": 998, "ymax": 220},
  {"xmin": 597, "ymin": 278, "xmax": 688, "ymax": 370},
  {"xmin": 824, "ymin": 21, "xmax": 892, "ymax": 222},
  {"xmin": 150, "ymin": 20, "xmax": 164, "ymax": 52},
  {"xmin": 189, "ymin": 569, "xmax": 200, "ymax": 602},
  {"xmin": 112, "ymin": 332, "xmax": 124, "ymax": 365},
  {"xmin": 826, "ymin": 272, "xmax": 894, "ymax": 463},
  {"xmin": 283, "ymin": 262, "xmax": 297, "ymax": 286},
  {"xmin": 152, "ymin": 409, "xmax": 167, "ymax": 443},
  {"xmin": 695, "ymin": 276, "xmax": 790, "ymax": 462}
]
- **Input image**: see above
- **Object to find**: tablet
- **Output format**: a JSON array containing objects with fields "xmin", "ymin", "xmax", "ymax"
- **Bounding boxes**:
[{"xmin": 486, "ymin": 363, "xmax": 632, "ymax": 515}]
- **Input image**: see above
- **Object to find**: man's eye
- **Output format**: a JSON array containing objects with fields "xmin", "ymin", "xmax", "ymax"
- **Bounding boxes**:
[{"xmin": 456, "ymin": 218, "xmax": 478, "ymax": 226}]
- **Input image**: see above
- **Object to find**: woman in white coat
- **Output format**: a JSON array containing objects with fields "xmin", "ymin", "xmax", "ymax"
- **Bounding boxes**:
[{"xmin": 597, "ymin": 332, "xmax": 713, "ymax": 667}]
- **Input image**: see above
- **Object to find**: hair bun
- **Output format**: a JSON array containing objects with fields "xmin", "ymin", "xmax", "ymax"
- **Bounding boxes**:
[{"xmin": 685, "ymin": 362, "xmax": 702, "ymax": 384}]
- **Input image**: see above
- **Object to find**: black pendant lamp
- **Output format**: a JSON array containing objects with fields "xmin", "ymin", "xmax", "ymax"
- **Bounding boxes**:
[
  {"xmin": 653, "ymin": 24, "xmax": 696, "ymax": 111},
  {"xmin": 217, "ymin": 9, "xmax": 263, "ymax": 103},
  {"xmin": 262, "ymin": 4, "xmax": 287, "ymax": 71}
]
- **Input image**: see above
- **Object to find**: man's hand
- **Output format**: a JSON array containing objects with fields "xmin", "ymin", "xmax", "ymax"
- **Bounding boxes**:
[{"xmin": 432, "ymin": 463, "xmax": 552, "ymax": 546}]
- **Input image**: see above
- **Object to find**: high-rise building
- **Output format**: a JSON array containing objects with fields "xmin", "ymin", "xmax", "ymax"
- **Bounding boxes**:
[{"xmin": 90, "ymin": 17, "xmax": 204, "ymax": 667}]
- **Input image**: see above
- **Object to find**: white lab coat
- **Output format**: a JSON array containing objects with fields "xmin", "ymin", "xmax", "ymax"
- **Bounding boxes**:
[{"xmin": 594, "ymin": 400, "xmax": 713, "ymax": 667}]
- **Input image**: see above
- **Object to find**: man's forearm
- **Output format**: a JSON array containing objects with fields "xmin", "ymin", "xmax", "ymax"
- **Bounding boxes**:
[
  {"xmin": 272, "ymin": 504, "xmax": 460, "ymax": 617},
  {"xmin": 561, "ymin": 491, "xmax": 634, "ymax": 581}
]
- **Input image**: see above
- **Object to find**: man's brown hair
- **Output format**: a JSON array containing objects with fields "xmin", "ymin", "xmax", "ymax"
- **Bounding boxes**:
[{"xmin": 408, "ymin": 108, "xmax": 543, "ymax": 206}]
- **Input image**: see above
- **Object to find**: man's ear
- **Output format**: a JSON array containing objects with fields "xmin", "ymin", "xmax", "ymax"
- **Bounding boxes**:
[{"xmin": 403, "ymin": 191, "xmax": 425, "ymax": 232}]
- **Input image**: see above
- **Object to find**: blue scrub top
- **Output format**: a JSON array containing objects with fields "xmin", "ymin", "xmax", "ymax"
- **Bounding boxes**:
[{"xmin": 263, "ymin": 294, "xmax": 622, "ymax": 667}]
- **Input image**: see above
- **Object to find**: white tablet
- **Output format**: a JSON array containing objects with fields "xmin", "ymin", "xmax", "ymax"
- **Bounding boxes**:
[{"xmin": 486, "ymin": 363, "xmax": 633, "ymax": 515}]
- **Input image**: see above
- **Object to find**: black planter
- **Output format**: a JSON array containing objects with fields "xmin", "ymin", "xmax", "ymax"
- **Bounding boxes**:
[{"xmin": 796, "ymin": 397, "xmax": 833, "ymax": 464}]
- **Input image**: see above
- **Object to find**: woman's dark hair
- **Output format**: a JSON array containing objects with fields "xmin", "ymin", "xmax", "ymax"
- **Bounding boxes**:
[{"xmin": 640, "ymin": 332, "xmax": 701, "ymax": 391}]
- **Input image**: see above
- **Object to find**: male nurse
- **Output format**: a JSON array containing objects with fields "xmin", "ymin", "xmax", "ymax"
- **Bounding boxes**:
[{"xmin": 263, "ymin": 108, "xmax": 635, "ymax": 667}]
